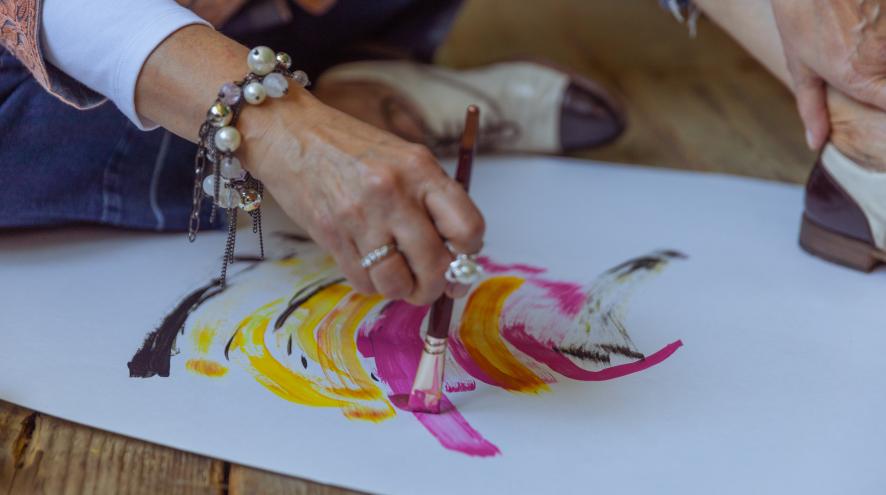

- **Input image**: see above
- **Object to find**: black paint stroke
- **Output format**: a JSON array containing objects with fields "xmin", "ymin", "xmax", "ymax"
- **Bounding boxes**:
[
  {"xmin": 274, "ymin": 231, "xmax": 312, "ymax": 243},
  {"xmin": 555, "ymin": 343, "xmax": 645, "ymax": 363},
  {"xmin": 557, "ymin": 249, "xmax": 687, "ymax": 365},
  {"xmin": 129, "ymin": 257, "xmax": 263, "ymax": 377},
  {"xmin": 128, "ymin": 280, "xmax": 224, "ymax": 378},
  {"xmin": 273, "ymin": 277, "xmax": 346, "ymax": 331}
]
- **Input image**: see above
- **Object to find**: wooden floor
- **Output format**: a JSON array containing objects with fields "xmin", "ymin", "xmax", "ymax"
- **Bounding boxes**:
[{"xmin": 0, "ymin": 1, "xmax": 814, "ymax": 494}]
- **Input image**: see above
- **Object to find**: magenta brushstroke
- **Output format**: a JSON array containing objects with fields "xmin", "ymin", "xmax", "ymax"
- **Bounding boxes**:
[
  {"xmin": 445, "ymin": 382, "xmax": 476, "ymax": 393},
  {"xmin": 359, "ymin": 301, "xmax": 500, "ymax": 457},
  {"xmin": 503, "ymin": 322, "xmax": 683, "ymax": 381},
  {"xmin": 477, "ymin": 256, "xmax": 547, "ymax": 275},
  {"xmin": 529, "ymin": 279, "xmax": 587, "ymax": 317}
]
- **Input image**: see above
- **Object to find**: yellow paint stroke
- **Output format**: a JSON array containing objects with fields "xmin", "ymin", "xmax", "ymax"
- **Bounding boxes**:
[
  {"xmin": 186, "ymin": 358, "xmax": 228, "ymax": 377},
  {"xmin": 292, "ymin": 283, "xmax": 351, "ymax": 363},
  {"xmin": 228, "ymin": 299, "xmax": 350, "ymax": 409},
  {"xmin": 317, "ymin": 293, "xmax": 388, "ymax": 400},
  {"xmin": 192, "ymin": 325, "xmax": 216, "ymax": 354},
  {"xmin": 276, "ymin": 254, "xmax": 337, "ymax": 281},
  {"xmin": 459, "ymin": 276, "xmax": 550, "ymax": 393},
  {"xmin": 227, "ymin": 298, "xmax": 394, "ymax": 422}
]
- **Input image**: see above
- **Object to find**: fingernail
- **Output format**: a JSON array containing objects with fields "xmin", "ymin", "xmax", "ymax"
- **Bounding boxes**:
[{"xmin": 805, "ymin": 129, "xmax": 816, "ymax": 150}]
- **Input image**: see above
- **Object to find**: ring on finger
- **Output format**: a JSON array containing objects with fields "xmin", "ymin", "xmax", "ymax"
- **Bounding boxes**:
[
  {"xmin": 445, "ymin": 252, "xmax": 484, "ymax": 285},
  {"xmin": 360, "ymin": 243, "xmax": 399, "ymax": 270}
]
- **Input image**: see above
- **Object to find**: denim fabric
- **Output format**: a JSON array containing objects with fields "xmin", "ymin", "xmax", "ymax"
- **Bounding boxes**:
[
  {"xmin": 0, "ymin": 47, "xmax": 203, "ymax": 231},
  {"xmin": 0, "ymin": 0, "xmax": 461, "ymax": 232}
]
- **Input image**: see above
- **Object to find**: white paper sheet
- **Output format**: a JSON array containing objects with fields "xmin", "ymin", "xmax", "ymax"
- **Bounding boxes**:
[{"xmin": 2, "ymin": 156, "xmax": 884, "ymax": 495}]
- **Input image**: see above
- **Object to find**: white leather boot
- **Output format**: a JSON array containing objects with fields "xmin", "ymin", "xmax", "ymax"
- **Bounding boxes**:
[{"xmin": 315, "ymin": 60, "xmax": 625, "ymax": 155}]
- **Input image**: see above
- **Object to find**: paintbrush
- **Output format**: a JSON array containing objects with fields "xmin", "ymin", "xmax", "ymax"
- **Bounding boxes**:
[{"xmin": 406, "ymin": 105, "xmax": 480, "ymax": 414}]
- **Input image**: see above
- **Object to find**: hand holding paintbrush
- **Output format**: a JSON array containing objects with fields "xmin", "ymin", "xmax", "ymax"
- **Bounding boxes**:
[{"xmin": 405, "ymin": 105, "xmax": 481, "ymax": 414}]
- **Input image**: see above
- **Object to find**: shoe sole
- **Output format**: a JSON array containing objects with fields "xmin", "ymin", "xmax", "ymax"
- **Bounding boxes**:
[{"xmin": 799, "ymin": 215, "xmax": 886, "ymax": 272}]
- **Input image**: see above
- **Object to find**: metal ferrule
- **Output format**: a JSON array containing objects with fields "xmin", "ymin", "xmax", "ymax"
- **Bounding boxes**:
[{"xmin": 407, "ymin": 336, "xmax": 448, "ymax": 413}]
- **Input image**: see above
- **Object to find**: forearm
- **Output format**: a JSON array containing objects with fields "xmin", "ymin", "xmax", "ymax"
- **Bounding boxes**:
[
  {"xmin": 692, "ymin": 0, "xmax": 791, "ymax": 86},
  {"xmin": 134, "ymin": 25, "xmax": 252, "ymax": 142}
]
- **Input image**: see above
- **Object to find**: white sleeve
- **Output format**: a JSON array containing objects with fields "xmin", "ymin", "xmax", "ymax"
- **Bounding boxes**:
[{"xmin": 40, "ymin": 0, "xmax": 213, "ymax": 130}]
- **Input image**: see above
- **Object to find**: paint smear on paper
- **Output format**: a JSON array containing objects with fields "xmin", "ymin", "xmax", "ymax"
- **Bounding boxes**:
[
  {"xmin": 193, "ymin": 325, "xmax": 217, "ymax": 354},
  {"xmin": 185, "ymin": 358, "xmax": 228, "ymax": 377},
  {"xmin": 227, "ymin": 298, "xmax": 395, "ymax": 422},
  {"xmin": 451, "ymin": 277, "xmax": 551, "ymax": 393},
  {"xmin": 360, "ymin": 301, "xmax": 500, "ymax": 457},
  {"xmin": 130, "ymin": 245, "xmax": 686, "ymax": 457}
]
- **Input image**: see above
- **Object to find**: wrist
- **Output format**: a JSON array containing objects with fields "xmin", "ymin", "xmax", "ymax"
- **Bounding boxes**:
[
  {"xmin": 135, "ymin": 25, "xmax": 250, "ymax": 141},
  {"xmin": 235, "ymin": 85, "xmax": 322, "ymax": 181}
]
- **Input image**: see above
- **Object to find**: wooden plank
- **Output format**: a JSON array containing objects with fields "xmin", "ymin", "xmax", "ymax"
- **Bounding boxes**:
[
  {"xmin": 0, "ymin": 401, "xmax": 225, "ymax": 495},
  {"xmin": 0, "ymin": 401, "xmax": 36, "ymax": 491},
  {"xmin": 228, "ymin": 466, "xmax": 366, "ymax": 495}
]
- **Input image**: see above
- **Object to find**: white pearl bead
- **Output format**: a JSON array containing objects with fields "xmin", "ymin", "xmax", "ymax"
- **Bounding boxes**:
[
  {"xmin": 291, "ymin": 70, "xmax": 310, "ymax": 87},
  {"xmin": 243, "ymin": 81, "xmax": 267, "ymax": 105},
  {"xmin": 214, "ymin": 126, "xmax": 241, "ymax": 152},
  {"xmin": 247, "ymin": 46, "xmax": 276, "ymax": 76},
  {"xmin": 216, "ymin": 186, "xmax": 240, "ymax": 209},
  {"xmin": 202, "ymin": 175, "xmax": 216, "ymax": 197},
  {"xmin": 262, "ymin": 72, "xmax": 288, "ymax": 98},
  {"xmin": 220, "ymin": 156, "xmax": 245, "ymax": 180}
]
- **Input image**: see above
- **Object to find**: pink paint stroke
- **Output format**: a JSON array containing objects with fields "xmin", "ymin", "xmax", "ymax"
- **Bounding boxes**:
[
  {"xmin": 445, "ymin": 382, "xmax": 476, "ymax": 393},
  {"xmin": 503, "ymin": 322, "xmax": 683, "ymax": 381},
  {"xmin": 528, "ymin": 279, "xmax": 588, "ymax": 318},
  {"xmin": 359, "ymin": 301, "xmax": 500, "ymax": 457},
  {"xmin": 478, "ymin": 256, "xmax": 547, "ymax": 275}
]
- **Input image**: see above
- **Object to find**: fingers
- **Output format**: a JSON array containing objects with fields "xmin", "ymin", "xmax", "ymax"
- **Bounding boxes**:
[
  {"xmin": 354, "ymin": 235, "xmax": 415, "ymax": 300},
  {"xmin": 789, "ymin": 60, "xmax": 830, "ymax": 151},
  {"xmin": 391, "ymin": 207, "xmax": 453, "ymax": 305},
  {"xmin": 329, "ymin": 235, "xmax": 376, "ymax": 295},
  {"xmin": 424, "ymin": 177, "xmax": 486, "ymax": 255}
]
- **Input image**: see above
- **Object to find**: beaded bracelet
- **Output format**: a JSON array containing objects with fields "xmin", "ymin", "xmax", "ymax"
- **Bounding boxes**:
[{"xmin": 187, "ymin": 46, "xmax": 310, "ymax": 286}]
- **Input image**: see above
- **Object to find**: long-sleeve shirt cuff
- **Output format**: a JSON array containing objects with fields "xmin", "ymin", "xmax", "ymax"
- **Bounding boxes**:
[{"xmin": 40, "ymin": 0, "xmax": 212, "ymax": 130}]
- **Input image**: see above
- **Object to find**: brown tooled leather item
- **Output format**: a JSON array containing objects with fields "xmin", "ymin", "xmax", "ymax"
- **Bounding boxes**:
[
  {"xmin": 0, "ymin": 0, "xmax": 335, "ymax": 109},
  {"xmin": 0, "ymin": 0, "xmax": 50, "ymax": 90},
  {"xmin": 804, "ymin": 158, "xmax": 875, "ymax": 244}
]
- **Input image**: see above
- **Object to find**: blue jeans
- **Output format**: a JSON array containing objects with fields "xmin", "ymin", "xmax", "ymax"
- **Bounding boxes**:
[{"xmin": 0, "ymin": 0, "xmax": 460, "ymax": 231}]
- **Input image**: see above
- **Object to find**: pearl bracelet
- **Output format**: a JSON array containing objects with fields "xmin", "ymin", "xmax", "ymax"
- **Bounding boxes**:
[{"xmin": 188, "ymin": 46, "xmax": 310, "ymax": 286}]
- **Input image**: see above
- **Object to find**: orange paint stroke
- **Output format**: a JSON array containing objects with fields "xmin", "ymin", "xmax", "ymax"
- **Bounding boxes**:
[
  {"xmin": 228, "ymin": 299, "xmax": 351, "ymax": 409},
  {"xmin": 458, "ymin": 277, "xmax": 550, "ymax": 393},
  {"xmin": 185, "ymin": 358, "xmax": 228, "ymax": 377},
  {"xmin": 317, "ymin": 293, "xmax": 387, "ymax": 401},
  {"xmin": 292, "ymin": 283, "xmax": 351, "ymax": 363},
  {"xmin": 229, "ymin": 298, "xmax": 395, "ymax": 422}
]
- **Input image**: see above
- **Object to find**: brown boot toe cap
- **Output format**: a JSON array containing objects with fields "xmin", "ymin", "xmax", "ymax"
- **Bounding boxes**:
[{"xmin": 559, "ymin": 81, "xmax": 626, "ymax": 152}]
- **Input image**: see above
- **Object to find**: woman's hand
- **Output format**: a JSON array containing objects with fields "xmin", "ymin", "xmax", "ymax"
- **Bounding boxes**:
[
  {"xmin": 238, "ymin": 90, "xmax": 484, "ymax": 304},
  {"xmin": 771, "ymin": 0, "xmax": 886, "ymax": 150},
  {"xmin": 136, "ymin": 25, "xmax": 484, "ymax": 304}
]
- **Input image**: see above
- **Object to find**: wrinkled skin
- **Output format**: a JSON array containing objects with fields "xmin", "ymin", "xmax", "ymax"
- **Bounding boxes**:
[
  {"xmin": 237, "ymin": 89, "xmax": 482, "ymax": 304},
  {"xmin": 772, "ymin": 0, "xmax": 886, "ymax": 150},
  {"xmin": 136, "ymin": 26, "xmax": 482, "ymax": 305}
]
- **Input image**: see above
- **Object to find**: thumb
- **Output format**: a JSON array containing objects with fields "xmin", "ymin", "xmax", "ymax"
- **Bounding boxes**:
[{"xmin": 789, "ymin": 61, "xmax": 830, "ymax": 151}]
